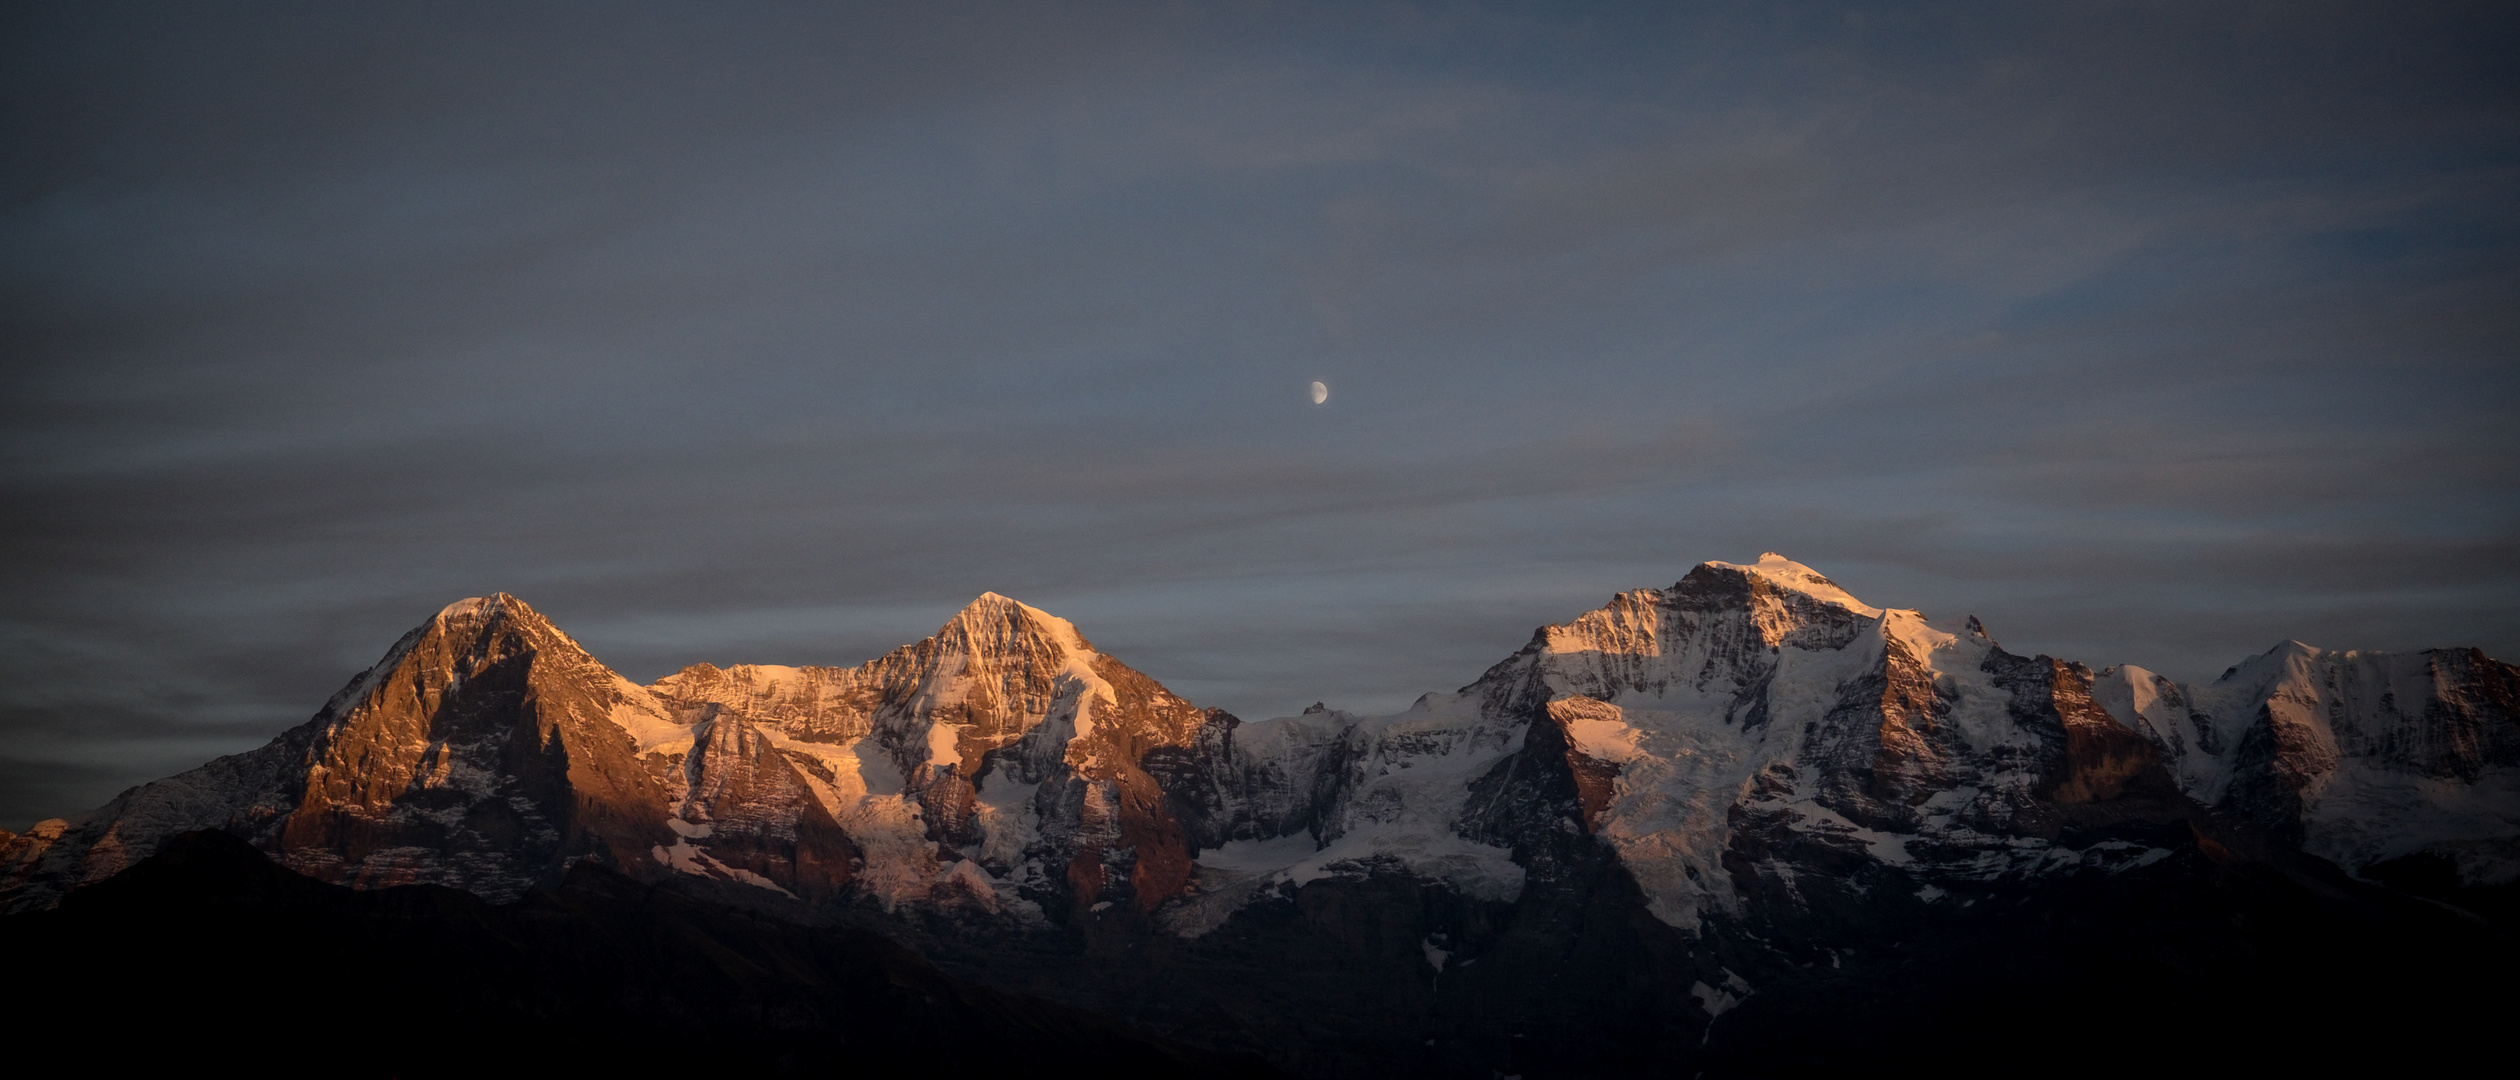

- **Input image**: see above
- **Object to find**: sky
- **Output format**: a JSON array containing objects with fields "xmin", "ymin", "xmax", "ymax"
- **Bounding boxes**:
[{"xmin": 4, "ymin": 1, "xmax": 2516, "ymax": 829}]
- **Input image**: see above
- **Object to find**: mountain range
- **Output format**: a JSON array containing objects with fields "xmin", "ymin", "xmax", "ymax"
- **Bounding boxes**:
[{"xmin": 6, "ymin": 554, "xmax": 2513, "ymax": 1076}]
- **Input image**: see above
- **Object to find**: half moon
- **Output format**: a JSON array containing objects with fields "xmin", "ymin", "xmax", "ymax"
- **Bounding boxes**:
[{"xmin": 1309, "ymin": 380, "xmax": 1329, "ymax": 405}]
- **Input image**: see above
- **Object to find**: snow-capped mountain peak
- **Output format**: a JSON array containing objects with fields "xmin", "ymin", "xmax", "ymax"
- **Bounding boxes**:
[
  {"xmin": 644, "ymin": 591, "xmax": 1217, "ymax": 916},
  {"xmin": 2094, "ymin": 639, "xmax": 2520, "ymax": 887},
  {"xmin": 1703, "ymin": 552, "xmax": 1885, "ymax": 619},
  {"xmin": 0, "ymin": 591, "xmax": 692, "ymax": 911}
]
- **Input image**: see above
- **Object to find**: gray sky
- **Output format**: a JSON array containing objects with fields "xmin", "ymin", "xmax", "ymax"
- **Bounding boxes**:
[{"xmin": 5, "ymin": 1, "xmax": 2516, "ymax": 828}]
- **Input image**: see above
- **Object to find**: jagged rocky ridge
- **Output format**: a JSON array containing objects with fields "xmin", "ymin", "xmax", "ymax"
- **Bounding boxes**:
[
  {"xmin": 5, "ymin": 555, "xmax": 2514, "ymax": 1075},
  {"xmin": 1, "ymin": 595, "xmax": 694, "ymax": 908}
]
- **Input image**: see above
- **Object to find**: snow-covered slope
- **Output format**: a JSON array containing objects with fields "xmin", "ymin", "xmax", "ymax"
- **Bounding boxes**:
[
  {"xmin": 1139, "ymin": 553, "xmax": 2179, "ymax": 936},
  {"xmin": 2094, "ymin": 643, "xmax": 2520, "ymax": 886},
  {"xmin": 1414, "ymin": 553, "xmax": 2170, "ymax": 931},
  {"xmin": 1156, "ymin": 695, "xmax": 1529, "ymax": 936},
  {"xmin": 648, "ymin": 593, "xmax": 1221, "ymax": 918}
]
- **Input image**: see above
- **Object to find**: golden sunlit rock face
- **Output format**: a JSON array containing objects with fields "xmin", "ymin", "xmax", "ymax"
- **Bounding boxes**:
[
  {"xmin": 649, "ymin": 593, "xmax": 1223, "ymax": 916},
  {"xmin": 271, "ymin": 595, "xmax": 684, "ymax": 894},
  {"xmin": 0, "ymin": 595, "xmax": 690, "ymax": 907}
]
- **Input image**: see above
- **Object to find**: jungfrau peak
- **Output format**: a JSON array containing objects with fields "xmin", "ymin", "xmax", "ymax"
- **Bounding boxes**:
[{"xmin": 1448, "ymin": 552, "xmax": 2179, "ymax": 931}]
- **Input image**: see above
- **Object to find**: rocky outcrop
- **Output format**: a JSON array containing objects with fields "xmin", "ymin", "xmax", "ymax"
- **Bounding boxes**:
[
  {"xmin": 3, "ymin": 595, "xmax": 689, "ymax": 910},
  {"xmin": 648, "ymin": 593, "xmax": 1226, "ymax": 918},
  {"xmin": 671, "ymin": 711, "xmax": 862, "ymax": 900},
  {"xmin": 2094, "ymin": 641, "xmax": 2520, "ymax": 887}
]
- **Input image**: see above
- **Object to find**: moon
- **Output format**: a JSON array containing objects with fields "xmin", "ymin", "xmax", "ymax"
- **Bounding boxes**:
[{"xmin": 1309, "ymin": 380, "xmax": 1329, "ymax": 405}]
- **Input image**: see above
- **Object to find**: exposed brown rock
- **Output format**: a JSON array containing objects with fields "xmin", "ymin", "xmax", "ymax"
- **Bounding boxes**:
[
  {"xmin": 1543, "ymin": 696, "xmax": 1624, "ymax": 833},
  {"xmin": 680, "ymin": 714, "xmax": 862, "ymax": 900},
  {"xmin": 2041, "ymin": 660, "xmax": 2165, "ymax": 805}
]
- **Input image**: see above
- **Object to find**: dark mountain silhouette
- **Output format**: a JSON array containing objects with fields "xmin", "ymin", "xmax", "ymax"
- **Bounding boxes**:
[{"xmin": 0, "ymin": 829, "xmax": 1276, "ymax": 1077}]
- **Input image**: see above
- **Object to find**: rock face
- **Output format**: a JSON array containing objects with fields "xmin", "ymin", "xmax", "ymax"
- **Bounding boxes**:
[
  {"xmin": 2092, "ymin": 641, "xmax": 2520, "ymax": 887},
  {"xmin": 645, "ymin": 593, "xmax": 1223, "ymax": 919},
  {"xmin": 2, "ymin": 595, "xmax": 690, "ymax": 910},
  {"xmin": 6, "ymin": 557, "xmax": 2515, "ymax": 1076},
  {"xmin": 1440, "ymin": 556, "xmax": 2188, "ymax": 934}
]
